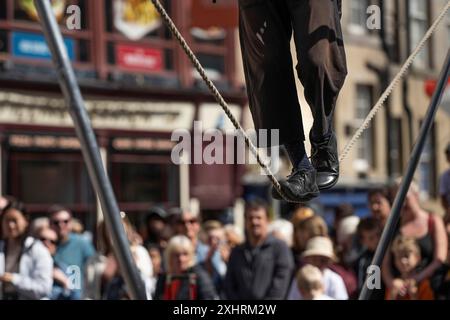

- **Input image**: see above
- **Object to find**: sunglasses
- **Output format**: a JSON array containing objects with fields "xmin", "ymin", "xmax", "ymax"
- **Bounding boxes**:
[
  {"xmin": 40, "ymin": 237, "xmax": 57, "ymax": 245},
  {"xmin": 51, "ymin": 219, "xmax": 70, "ymax": 226}
]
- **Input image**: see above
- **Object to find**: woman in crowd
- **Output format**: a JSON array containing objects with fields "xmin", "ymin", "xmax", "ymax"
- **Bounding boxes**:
[
  {"xmin": 368, "ymin": 187, "xmax": 392, "ymax": 227},
  {"xmin": 0, "ymin": 201, "xmax": 53, "ymax": 300},
  {"xmin": 84, "ymin": 212, "xmax": 153, "ymax": 300},
  {"xmin": 154, "ymin": 235, "xmax": 218, "ymax": 300},
  {"xmin": 382, "ymin": 181, "xmax": 448, "ymax": 297},
  {"xmin": 292, "ymin": 215, "xmax": 328, "ymax": 268}
]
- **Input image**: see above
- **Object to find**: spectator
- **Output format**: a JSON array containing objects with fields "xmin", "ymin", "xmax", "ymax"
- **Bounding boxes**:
[
  {"xmin": 143, "ymin": 206, "xmax": 168, "ymax": 247},
  {"xmin": 29, "ymin": 217, "xmax": 50, "ymax": 238},
  {"xmin": 174, "ymin": 209, "xmax": 209, "ymax": 264},
  {"xmin": 147, "ymin": 244, "xmax": 163, "ymax": 297},
  {"xmin": 201, "ymin": 220, "xmax": 227, "ymax": 295},
  {"xmin": 290, "ymin": 205, "xmax": 315, "ymax": 227},
  {"xmin": 331, "ymin": 216, "xmax": 360, "ymax": 299},
  {"xmin": 84, "ymin": 214, "xmax": 153, "ymax": 300},
  {"xmin": 331, "ymin": 203, "xmax": 354, "ymax": 242},
  {"xmin": 385, "ymin": 236, "xmax": 434, "ymax": 300},
  {"xmin": 223, "ymin": 224, "xmax": 244, "ymax": 248},
  {"xmin": 71, "ymin": 218, "xmax": 84, "ymax": 234},
  {"xmin": 224, "ymin": 199, "xmax": 294, "ymax": 300},
  {"xmin": 71, "ymin": 218, "xmax": 93, "ymax": 244},
  {"xmin": 382, "ymin": 181, "xmax": 448, "ymax": 296},
  {"xmin": 368, "ymin": 187, "xmax": 392, "ymax": 227},
  {"xmin": 49, "ymin": 206, "xmax": 96, "ymax": 298},
  {"xmin": 435, "ymin": 227, "xmax": 450, "ymax": 299},
  {"xmin": 269, "ymin": 219, "xmax": 294, "ymax": 247},
  {"xmin": 439, "ymin": 143, "xmax": 450, "ymax": 220},
  {"xmin": 335, "ymin": 216, "xmax": 361, "ymax": 266},
  {"xmin": 354, "ymin": 217, "xmax": 385, "ymax": 299},
  {"xmin": 288, "ymin": 236, "xmax": 348, "ymax": 300},
  {"xmin": 296, "ymin": 264, "xmax": 334, "ymax": 300},
  {"xmin": 37, "ymin": 227, "xmax": 78, "ymax": 300},
  {"xmin": 0, "ymin": 201, "xmax": 52, "ymax": 300},
  {"xmin": 292, "ymin": 215, "xmax": 328, "ymax": 268},
  {"xmin": 0, "ymin": 196, "xmax": 16, "ymax": 239},
  {"xmin": 166, "ymin": 207, "xmax": 183, "ymax": 232},
  {"xmin": 221, "ymin": 224, "xmax": 244, "ymax": 264},
  {"xmin": 154, "ymin": 235, "xmax": 218, "ymax": 300}
]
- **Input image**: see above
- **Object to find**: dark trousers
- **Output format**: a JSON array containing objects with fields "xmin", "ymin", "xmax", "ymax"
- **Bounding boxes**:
[{"xmin": 239, "ymin": 0, "xmax": 347, "ymax": 146}]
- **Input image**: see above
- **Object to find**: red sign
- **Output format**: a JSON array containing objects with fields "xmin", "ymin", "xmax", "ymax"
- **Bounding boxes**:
[{"xmin": 116, "ymin": 45, "xmax": 163, "ymax": 72}]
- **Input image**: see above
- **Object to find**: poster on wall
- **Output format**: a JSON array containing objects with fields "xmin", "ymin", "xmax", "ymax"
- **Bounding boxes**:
[
  {"xmin": 114, "ymin": 0, "xmax": 162, "ymax": 41},
  {"xmin": 19, "ymin": 0, "xmax": 67, "ymax": 22}
]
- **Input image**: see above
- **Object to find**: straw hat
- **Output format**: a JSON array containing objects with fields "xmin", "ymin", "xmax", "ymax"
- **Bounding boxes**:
[{"xmin": 301, "ymin": 236, "xmax": 335, "ymax": 260}]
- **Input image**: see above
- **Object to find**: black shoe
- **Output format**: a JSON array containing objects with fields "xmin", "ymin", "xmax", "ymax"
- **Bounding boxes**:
[
  {"xmin": 271, "ymin": 169, "xmax": 320, "ymax": 203},
  {"xmin": 310, "ymin": 132, "xmax": 339, "ymax": 190}
]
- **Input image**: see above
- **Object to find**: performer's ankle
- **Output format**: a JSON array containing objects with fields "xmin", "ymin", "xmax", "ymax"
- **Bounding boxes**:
[{"xmin": 284, "ymin": 140, "xmax": 313, "ymax": 171}]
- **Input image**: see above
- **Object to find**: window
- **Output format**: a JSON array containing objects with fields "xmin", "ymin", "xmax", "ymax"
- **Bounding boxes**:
[
  {"xmin": 110, "ymin": 153, "xmax": 179, "ymax": 213},
  {"xmin": 0, "ymin": 0, "xmax": 238, "ymax": 90},
  {"xmin": 103, "ymin": 0, "xmax": 177, "ymax": 83},
  {"xmin": 389, "ymin": 118, "xmax": 403, "ymax": 177},
  {"xmin": 417, "ymin": 122, "xmax": 437, "ymax": 200},
  {"xmin": 7, "ymin": 150, "xmax": 96, "ymax": 230},
  {"xmin": 349, "ymin": 0, "xmax": 369, "ymax": 34},
  {"xmin": 0, "ymin": 0, "xmax": 95, "ymax": 77},
  {"xmin": 354, "ymin": 85, "xmax": 374, "ymax": 174},
  {"xmin": 409, "ymin": 0, "xmax": 430, "ymax": 69}
]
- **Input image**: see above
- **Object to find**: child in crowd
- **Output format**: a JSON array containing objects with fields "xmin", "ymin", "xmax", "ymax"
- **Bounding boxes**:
[
  {"xmin": 296, "ymin": 264, "xmax": 334, "ymax": 300},
  {"xmin": 385, "ymin": 236, "xmax": 434, "ymax": 300},
  {"xmin": 288, "ymin": 236, "xmax": 348, "ymax": 300}
]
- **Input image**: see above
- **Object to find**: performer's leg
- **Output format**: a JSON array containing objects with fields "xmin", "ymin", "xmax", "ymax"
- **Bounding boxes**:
[
  {"xmin": 239, "ymin": 0, "xmax": 320, "ymax": 202},
  {"xmin": 238, "ymin": 0, "xmax": 304, "ymax": 147},
  {"xmin": 288, "ymin": 0, "xmax": 348, "ymax": 190}
]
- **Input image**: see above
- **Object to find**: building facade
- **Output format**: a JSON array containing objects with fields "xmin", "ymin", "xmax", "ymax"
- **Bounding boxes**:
[{"xmin": 0, "ymin": 0, "xmax": 245, "ymax": 229}]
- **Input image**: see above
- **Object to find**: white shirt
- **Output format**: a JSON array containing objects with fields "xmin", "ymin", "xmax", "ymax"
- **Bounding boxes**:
[{"xmin": 288, "ymin": 268, "xmax": 348, "ymax": 300}]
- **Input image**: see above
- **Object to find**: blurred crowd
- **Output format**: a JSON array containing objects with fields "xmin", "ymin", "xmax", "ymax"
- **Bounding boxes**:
[{"xmin": 0, "ymin": 145, "xmax": 449, "ymax": 301}]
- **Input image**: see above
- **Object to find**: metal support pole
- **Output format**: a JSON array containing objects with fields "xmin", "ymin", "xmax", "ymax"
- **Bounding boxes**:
[
  {"xmin": 359, "ymin": 49, "xmax": 450, "ymax": 300},
  {"xmin": 34, "ymin": 0, "xmax": 147, "ymax": 300}
]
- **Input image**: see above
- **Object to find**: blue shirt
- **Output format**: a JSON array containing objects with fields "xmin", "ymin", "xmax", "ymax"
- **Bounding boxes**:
[{"xmin": 54, "ymin": 233, "xmax": 96, "ymax": 296}]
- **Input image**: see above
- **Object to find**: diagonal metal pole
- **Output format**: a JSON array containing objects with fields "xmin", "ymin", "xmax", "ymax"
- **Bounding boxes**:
[
  {"xmin": 359, "ymin": 49, "xmax": 450, "ymax": 300},
  {"xmin": 34, "ymin": 0, "xmax": 147, "ymax": 300}
]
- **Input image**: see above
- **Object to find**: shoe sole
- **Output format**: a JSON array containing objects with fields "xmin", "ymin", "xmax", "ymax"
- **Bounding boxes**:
[{"xmin": 271, "ymin": 187, "xmax": 319, "ymax": 203}]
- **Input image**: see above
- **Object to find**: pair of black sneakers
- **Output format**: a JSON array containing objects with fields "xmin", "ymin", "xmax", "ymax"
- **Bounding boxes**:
[{"xmin": 272, "ymin": 133, "xmax": 339, "ymax": 203}]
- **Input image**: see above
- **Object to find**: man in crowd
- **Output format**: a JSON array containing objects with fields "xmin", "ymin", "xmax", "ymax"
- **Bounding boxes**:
[
  {"xmin": 49, "ymin": 206, "xmax": 95, "ymax": 298},
  {"xmin": 224, "ymin": 199, "xmax": 294, "ymax": 299},
  {"xmin": 38, "ymin": 227, "xmax": 79, "ymax": 300}
]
